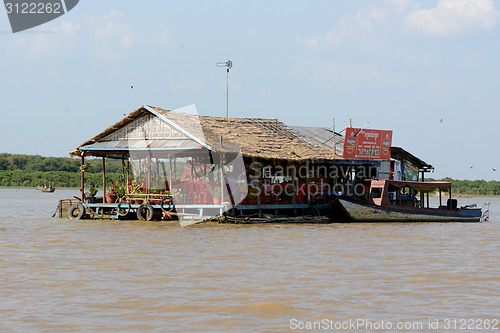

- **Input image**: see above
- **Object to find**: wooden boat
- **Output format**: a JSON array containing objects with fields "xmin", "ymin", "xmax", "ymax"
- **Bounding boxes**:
[
  {"xmin": 40, "ymin": 185, "xmax": 55, "ymax": 193},
  {"xmin": 338, "ymin": 179, "xmax": 483, "ymax": 222}
]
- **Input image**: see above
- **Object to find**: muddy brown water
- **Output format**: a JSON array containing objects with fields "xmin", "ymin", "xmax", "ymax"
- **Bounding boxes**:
[{"xmin": 1, "ymin": 189, "xmax": 499, "ymax": 332}]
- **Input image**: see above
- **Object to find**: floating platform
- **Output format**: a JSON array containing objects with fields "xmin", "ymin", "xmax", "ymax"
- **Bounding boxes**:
[{"xmin": 57, "ymin": 198, "xmax": 339, "ymax": 224}]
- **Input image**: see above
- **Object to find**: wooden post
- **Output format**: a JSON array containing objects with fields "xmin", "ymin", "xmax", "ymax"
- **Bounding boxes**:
[
  {"xmin": 156, "ymin": 158, "xmax": 160, "ymax": 187},
  {"xmin": 219, "ymin": 157, "xmax": 224, "ymax": 204},
  {"xmin": 174, "ymin": 159, "xmax": 177, "ymax": 182},
  {"xmin": 254, "ymin": 158, "xmax": 262, "ymax": 209},
  {"xmin": 122, "ymin": 156, "xmax": 125, "ymax": 181},
  {"xmin": 169, "ymin": 157, "xmax": 173, "ymax": 191},
  {"xmin": 449, "ymin": 185, "xmax": 452, "ymax": 209},
  {"xmin": 333, "ymin": 118, "xmax": 337, "ymax": 157},
  {"xmin": 439, "ymin": 189, "xmax": 442, "ymax": 207},
  {"xmin": 146, "ymin": 154, "xmax": 151, "ymax": 195},
  {"xmin": 138, "ymin": 159, "xmax": 142, "ymax": 182},
  {"xmin": 102, "ymin": 156, "xmax": 106, "ymax": 203},
  {"xmin": 426, "ymin": 193, "xmax": 429, "ymax": 208},
  {"xmin": 80, "ymin": 154, "xmax": 85, "ymax": 201},
  {"xmin": 306, "ymin": 161, "xmax": 310, "ymax": 204},
  {"xmin": 191, "ymin": 159, "xmax": 194, "ymax": 181},
  {"xmin": 126, "ymin": 157, "xmax": 130, "ymax": 195}
]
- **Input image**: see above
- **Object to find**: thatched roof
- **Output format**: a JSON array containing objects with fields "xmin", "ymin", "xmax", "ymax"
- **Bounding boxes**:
[{"xmin": 70, "ymin": 105, "xmax": 342, "ymax": 161}]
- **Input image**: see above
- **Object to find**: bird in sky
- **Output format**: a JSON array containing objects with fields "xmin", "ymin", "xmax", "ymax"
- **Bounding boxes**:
[
  {"xmin": 470, "ymin": 165, "xmax": 473, "ymax": 169},
  {"xmin": 131, "ymin": 85, "xmax": 133, "ymax": 89},
  {"xmin": 440, "ymin": 118, "xmax": 443, "ymax": 123},
  {"xmin": 493, "ymin": 168, "xmax": 497, "ymax": 172}
]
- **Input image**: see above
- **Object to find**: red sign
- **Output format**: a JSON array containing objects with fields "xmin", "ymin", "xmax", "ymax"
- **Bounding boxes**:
[{"xmin": 342, "ymin": 128, "xmax": 392, "ymax": 160}]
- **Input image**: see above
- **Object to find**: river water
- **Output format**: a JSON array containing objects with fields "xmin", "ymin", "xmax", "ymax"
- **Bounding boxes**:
[{"xmin": 0, "ymin": 188, "xmax": 499, "ymax": 332}]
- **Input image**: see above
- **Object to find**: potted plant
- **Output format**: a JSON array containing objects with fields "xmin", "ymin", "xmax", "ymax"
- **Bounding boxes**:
[
  {"xmin": 212, "ymin": 187, "xmax": 222, "ymax": 205},
  {"xmin": 106, "ymin": 181, "xmax": 126, "ymax": 203},
  {"xmin": 85, "ymin": 186, "xmax": 98, "ymax": 203},
  {"xmin": 169, "ymin": 189, "xmax": 182, "ymax": 204},
  {"xmin": 160, "ymin": 190, "xmax": 172, "ymax": 205},
  {"xmin": 128, "ymin": 180, "xmax": 144, "ymax": 204},
  {"xmin": 150, "ymin": 188, "xmax": 163, "ymax": 205},
  {"xmin": 106, "ymin": 185, "xmax": 117, "ymax": 203}
]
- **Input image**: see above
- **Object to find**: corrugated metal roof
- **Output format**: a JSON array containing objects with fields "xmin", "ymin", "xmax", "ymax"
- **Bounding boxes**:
[{"xmin": 289, "ymin": 126, "xmax": 344, "ymax": 156}]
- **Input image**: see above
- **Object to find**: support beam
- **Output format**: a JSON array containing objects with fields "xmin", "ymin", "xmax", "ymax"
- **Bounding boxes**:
[
  {"xmin": 333, "ymin": 118, "xmax": 337, "ymax": 157},
  {"xmin": 306, "ymin": 161, "xmax": 310, "ymax": 204},
  {"xmin": 449, "ymin": 185, "xmax": 452, "ymax": 209},
  {"xmin": 80, "ymin": 154, "xmax": 85, "ymax": 201},
  {"xmin": 169, "ymin": 157, "xmax": 173, "ymax": 192},
  {"xmin": 126, "ymin": 157, "xmax": 130, "ymax": 195},
  {"xmin": 102, "ymin": 156, "xmax": 106, "ymax": 203}
]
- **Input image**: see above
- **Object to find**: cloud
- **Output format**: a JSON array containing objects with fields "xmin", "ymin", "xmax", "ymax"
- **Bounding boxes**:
[
  {"xmin": 248, "ymin": 28, "xmax": 258, "ymax": 39},
  {"xmin": 88, "ymin": 10, "xmax": 138, "ymax": 58},
  {"xmin": 7, "ymin": 20, "xmax": 80, "ymax": 58},
  {"xmin": 294, "ymin": 4, "xmax": 392, "ymax": 49},
  {"xmin": 87, "ymin": 11, "xmax": 176, "ymax": 59},
  {"xmin": 404, "ymin": 0, "xmax": 500, "ymax": 36},
  {"xmin": 6, "ymin": 10, "xmax": 175, "ymax": 60},
  {"xmin": 389, "ymin": 0, "xmax": 414, "ymax": 13}
]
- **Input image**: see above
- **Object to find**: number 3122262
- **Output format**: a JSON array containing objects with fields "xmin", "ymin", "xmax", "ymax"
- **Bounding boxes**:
[{"xmin": 5, "ymin": 2, "xmax": 62, "ymax": 14}]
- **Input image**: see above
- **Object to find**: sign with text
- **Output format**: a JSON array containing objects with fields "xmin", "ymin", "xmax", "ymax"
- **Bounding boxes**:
[{"xmin": 342, "ymin": 128, "xmax": 392, "ymax": 160}]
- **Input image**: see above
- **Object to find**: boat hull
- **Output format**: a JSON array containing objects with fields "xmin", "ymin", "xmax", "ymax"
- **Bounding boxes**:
[{"xmin": 338, "ymin": 197, "xmax": 482, "ymax": 222}]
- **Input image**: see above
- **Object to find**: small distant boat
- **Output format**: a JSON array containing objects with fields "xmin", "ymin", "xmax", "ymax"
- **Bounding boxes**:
[
  {"xmin": 39, "ymin": 185, "xmax": 55, "ymax": 193},
  {"xmin": 338, "ymin": 179, "xmax": 483, "ymax": 222}
]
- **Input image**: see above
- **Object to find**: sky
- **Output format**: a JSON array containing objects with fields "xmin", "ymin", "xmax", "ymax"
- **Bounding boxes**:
[{"xmin": 0, "ymin": 0, "xmax": 499, "ymax": 180}]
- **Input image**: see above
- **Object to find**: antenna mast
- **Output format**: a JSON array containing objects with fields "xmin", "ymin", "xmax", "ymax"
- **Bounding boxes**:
[{"xmin": 216, "ymin": 59, "xmax": 232, "ymax": 118}]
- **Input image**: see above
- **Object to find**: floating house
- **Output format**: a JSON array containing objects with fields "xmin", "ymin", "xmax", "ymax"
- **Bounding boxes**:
[{"xmin": 61, "ymin": 105, "xmax": 433, "ymax": 223}]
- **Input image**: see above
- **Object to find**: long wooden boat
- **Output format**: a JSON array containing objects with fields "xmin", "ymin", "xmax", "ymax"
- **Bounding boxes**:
[
  {"xmin": 40, "ymin": 185, "xmax": 55, "ymax": 193},
  {"xmin": 338, "ymin": 179, "xmax": 483, "ymax": 222}
]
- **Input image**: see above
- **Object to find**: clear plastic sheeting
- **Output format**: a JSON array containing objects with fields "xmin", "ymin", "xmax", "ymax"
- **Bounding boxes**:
[{"xmin": 126, "ymin": 105, "xmax": 247, "ymax": 226}]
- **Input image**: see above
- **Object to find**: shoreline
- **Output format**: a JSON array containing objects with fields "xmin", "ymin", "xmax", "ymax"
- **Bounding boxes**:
[{"xmin": 1, "ymin": 186, "xmax": 498, "ymax": 198}]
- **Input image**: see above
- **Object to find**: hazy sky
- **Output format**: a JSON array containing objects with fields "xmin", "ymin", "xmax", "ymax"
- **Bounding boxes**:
[{"xmin": 1, "ymin": 0, "xmax": 499, "ymax": 180}]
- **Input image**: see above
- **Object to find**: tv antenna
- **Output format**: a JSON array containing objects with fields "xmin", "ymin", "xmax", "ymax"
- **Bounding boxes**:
[{"xmin": 216, "ymin": 59, "xmax": 232, "ymax": 118}]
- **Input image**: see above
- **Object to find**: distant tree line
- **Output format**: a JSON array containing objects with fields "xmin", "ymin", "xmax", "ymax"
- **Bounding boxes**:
[
  {"xmin": 1, "ymin": 153, "xmax": 499, "ymax": 195},
  {"xmin": 427, "ymin": 177, "xmax": 500, "ymax": 196},
  {"xmin": 0, "ymin": 153, "xmax": 123, "ymax": 188}
]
